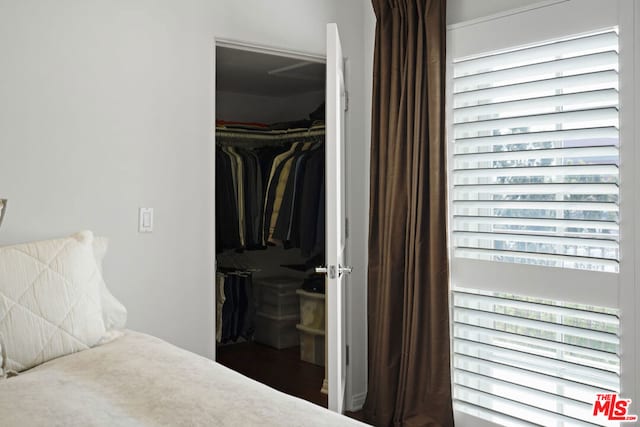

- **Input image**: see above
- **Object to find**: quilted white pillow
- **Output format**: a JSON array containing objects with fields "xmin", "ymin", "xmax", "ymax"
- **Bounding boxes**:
[
  {"xmin": 92, "ymin": 237, "xmax": 127, "ymax": 340},
  {"xmin": 0, "ymin": 231, "xmax": 106, "ymax": 372}
]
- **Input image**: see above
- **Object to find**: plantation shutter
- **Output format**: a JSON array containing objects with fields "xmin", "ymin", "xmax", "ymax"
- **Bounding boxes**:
[
  {"xmin": 452, "ymin": 288, "xmax": 620, "ymax": 427},
  {"xmin": 451, "ymin": 30, "xmax": 620, "ymax": 273}
]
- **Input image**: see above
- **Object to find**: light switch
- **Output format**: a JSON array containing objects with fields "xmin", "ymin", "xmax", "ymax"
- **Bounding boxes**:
[{"xmin": 139, "ymin": 208, "xmax": 153, "ymax": 233}]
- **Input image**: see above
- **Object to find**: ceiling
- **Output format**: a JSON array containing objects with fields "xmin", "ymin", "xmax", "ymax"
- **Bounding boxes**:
[{"xmin": 216, "ymin": 46, "xmax": 325, "ymax": 97}]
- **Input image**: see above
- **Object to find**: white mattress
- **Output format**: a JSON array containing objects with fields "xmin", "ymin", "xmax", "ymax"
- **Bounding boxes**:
[{"xmin": 0, "ymin": 331, "xmax": 368, "ymax": 427}]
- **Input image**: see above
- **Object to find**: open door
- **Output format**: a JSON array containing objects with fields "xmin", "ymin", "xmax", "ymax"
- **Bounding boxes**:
[{"xmin": 316, "ymin": 22, "xmax": 352, "ymax": 414}]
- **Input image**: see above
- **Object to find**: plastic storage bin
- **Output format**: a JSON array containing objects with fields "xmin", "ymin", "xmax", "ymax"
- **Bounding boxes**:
[
  {"xmin": 296, "ymin": 324, "xmax": 325, "ymax": 366},
  {"xmin": 254, "ymin": 311, "xmax": 299, "ymax": 349},
  {"xmin": 296, "ymin": 289, "xmax": 325, "ymax": 330},
  {"xmin": 255, "ymin": 277, "xmax": 301, "ymax": 317}
]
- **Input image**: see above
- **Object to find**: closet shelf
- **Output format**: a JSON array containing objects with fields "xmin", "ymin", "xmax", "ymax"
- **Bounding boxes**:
[{"xmin": 216, "ymin": 126, "xmax": 326, "ymax": 141}]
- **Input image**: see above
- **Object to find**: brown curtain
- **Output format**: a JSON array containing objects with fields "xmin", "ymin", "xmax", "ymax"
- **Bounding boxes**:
[{"xmin": 363, "ymin": 0, "xmax": 453, "ymax": 426}]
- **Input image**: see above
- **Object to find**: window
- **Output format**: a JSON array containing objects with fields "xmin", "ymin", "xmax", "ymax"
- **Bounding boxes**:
[
  {"xmin": 453, "ymin": 288, "xmax": 620, "ymax": 427},
  {"xmin": 448, "ymin": 15, "xmax": 628, "ymax": 427},
  {"xmin": 452, "ymin": 30, "xmax": 619, "ymax": 273}
]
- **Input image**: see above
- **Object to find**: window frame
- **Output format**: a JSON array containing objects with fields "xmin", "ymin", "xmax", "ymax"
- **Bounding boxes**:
[{"xmin": 445, "ymin": 0, "xmax": 639, "ymax": 425}]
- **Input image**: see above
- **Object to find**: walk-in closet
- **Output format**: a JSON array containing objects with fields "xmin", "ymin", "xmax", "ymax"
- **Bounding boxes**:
[{"xmin": 215, "ymin": 44, "xmax": 329, "ymax": 407}]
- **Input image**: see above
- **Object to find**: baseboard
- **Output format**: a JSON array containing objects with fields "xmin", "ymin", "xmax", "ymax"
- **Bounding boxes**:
[{"xmin": 350, "ymin": 391, "xmax": 367, "ymax": 411}]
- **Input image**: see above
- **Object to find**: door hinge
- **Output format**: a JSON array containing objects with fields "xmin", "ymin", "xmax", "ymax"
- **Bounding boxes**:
[
  {"xmin": 343, "ymin": 90, "xmax": 349, "ymax": 112},
  {"xmin": 346, "ymin": 345, "xmax": 350, "ymax": 365},
  {"xmin": 345, "ymin": 217, "xmax": 349, "ymax": 239}
]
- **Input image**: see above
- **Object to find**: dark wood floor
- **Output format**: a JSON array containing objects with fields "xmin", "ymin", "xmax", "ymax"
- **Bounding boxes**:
[
  {"xmin": 217, "ymin": 342, "xmax": 366, "ymax": 423},
  {"xmin": 217, "ymin": 341, "xmax": 328, "ymax": 407}
]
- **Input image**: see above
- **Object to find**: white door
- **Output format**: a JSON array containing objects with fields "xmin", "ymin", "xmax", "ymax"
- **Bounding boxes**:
[{"xmin": 319, "ymin": 22, "xmax": 351, "ymax": 414}]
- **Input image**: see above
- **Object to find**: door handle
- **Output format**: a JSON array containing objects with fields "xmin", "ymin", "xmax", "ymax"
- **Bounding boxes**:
[{"xmin": 315, "ymin": 265, "xmax": 335, "ymax": 278}]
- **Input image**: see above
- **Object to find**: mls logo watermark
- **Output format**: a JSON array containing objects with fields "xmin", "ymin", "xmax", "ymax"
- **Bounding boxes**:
[{"xmin": 592, "ymin": 393, "xmax": 638, "ymax": 422}]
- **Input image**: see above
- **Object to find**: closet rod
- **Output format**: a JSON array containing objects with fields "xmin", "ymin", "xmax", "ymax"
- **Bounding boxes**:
[{"xmin": 216, "ymin": 128, "xmax": 326, "ymax": 141}]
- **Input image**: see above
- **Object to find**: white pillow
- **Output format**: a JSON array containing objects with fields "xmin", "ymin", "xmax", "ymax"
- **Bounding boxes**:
[
  {"xmin": 92, "ymin": 237, "xmax": 127, "ymax": 334},
  {"xmin": 0, "ymin": 231, "xmax": 106, "ymax": 372}
]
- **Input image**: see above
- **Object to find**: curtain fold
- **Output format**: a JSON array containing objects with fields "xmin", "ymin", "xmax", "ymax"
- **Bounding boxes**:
[{"xmin": 364, "ymin": 0, "xmax": 453, "ymax": 426}]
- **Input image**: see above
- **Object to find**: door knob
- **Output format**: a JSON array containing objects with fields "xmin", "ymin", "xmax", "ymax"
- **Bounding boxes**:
[{"xmin": 316, "ymin": 266, "xmax": 337, "ymax": 278}]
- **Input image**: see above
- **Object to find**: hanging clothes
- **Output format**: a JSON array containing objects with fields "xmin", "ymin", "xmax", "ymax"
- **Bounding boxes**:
[
  {"xmin": 241, "ymin": 149, "xmax": 262, "ymax": 249},
  {"xmin": 298, "ymin": 147, "xmax": 325, "ymax": 257},
  {"xmin": 215, "ymin": 127, "xmax": 325, "ymax": 256},
  {"xmin": 272, "ymin": 142, "xmax": 323, "ymax": 248},
  {"xmin": 215, "ymin": 273, "xmax": 226, "ymax": 343},
  {"xmin": 254, "ymin": 145, "xmax": 289, "ymax": 248},
  {"xmin": 272, "ymin": 147, "xmax": 311, "ymax": 246},
  {"xmin": 216, "ymin": 147, "xmax": 241, "ymax": 251},
  {"xmin": 216, "ymin": 270, "xmax": 256, "ymax": 344},
  {"xmin": 267, "ymin": 142, "xmax": 317, "ymax": 245},
  {"xmin": 226, "ymin": 146, "xmax": 246, "ymax": 247},
  {"xmin": 262, "ymin": 142, "xmax": 304, "ymax": 246}
]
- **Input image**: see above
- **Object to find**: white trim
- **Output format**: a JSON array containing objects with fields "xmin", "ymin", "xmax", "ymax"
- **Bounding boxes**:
[
  {"xmin": 448, "ymin": 0, "xmax": 617, "ymax": 62},
  {"xmin": 447, "ymin": 0, "xmax": 569, "ymax": 31},
  {"xmin": 451, "ymin": 258, "xmax": 619, "ymax": 308},
  {"xmin": 634, "ymin": 0, "xmax": 640, "ymax": 407},
  {"xmin": 454, "ymin": 409, "xmax": 504, "ymax": 427},
  {"xmin": 215, "ymin": 38, "xmax": 325, "ymax": 63},
  {"xmin": 617, "ymin": 0, "xmax": 638, "ymax": 407},
  {"xmin": 342, "ymin": 55, "xmax": 365, "ymax": 415},
  {"xmin": 209, "ymin": 38, "xmax": 218, "ymax": 362},
  {"xmin": 445, "ymin": 25, "xmax": 456, "ymax": 427}
]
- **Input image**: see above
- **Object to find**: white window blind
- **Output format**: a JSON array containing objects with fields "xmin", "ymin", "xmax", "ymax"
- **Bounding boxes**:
[
  {"xmin": 453, "ymin": 287, "xmax": 620, "ymax": 427},
  {"xmin": 452, "ymin": 30, "xmax": 620, "ymax": 273}
]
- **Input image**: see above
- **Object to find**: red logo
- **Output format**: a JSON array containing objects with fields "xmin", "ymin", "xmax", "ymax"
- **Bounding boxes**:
[{"xmin": 593, "ymin": 393, "xmax": 638, "ymax": 422}]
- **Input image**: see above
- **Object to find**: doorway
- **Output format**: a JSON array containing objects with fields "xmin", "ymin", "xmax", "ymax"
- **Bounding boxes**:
[{"xmin": 214, "ymin": 41, "xmax": 329, "ymax": 408}]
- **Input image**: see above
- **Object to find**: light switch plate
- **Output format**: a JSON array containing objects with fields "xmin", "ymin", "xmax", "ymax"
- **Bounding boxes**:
[{"xmin": 139, "ymin": 208, "xmax": 153, "ymax": 233}]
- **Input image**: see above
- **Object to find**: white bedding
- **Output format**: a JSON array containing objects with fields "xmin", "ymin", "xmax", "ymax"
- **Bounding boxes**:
[{"xmin": 0, "ymin": 331, "xmax": 368, "ymax": 427}]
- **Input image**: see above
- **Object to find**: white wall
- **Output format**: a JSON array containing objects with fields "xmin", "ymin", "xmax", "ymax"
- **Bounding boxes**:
[
  {"xmin": 0, "ymin": 0, "xmax": 370, "ymax": 409},
  {"xmin": 216, "ymin": 90, "xmax": 324, "ymax": 124}
]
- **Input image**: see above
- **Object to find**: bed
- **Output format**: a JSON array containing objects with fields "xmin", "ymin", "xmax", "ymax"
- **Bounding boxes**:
[
  {"xmin": 0, "ymin": 231, "xmax": 367, "ymax": 426},
  {"xmin": 0, "ymin": 330, "xmax": 366, "ymax": 427}
]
